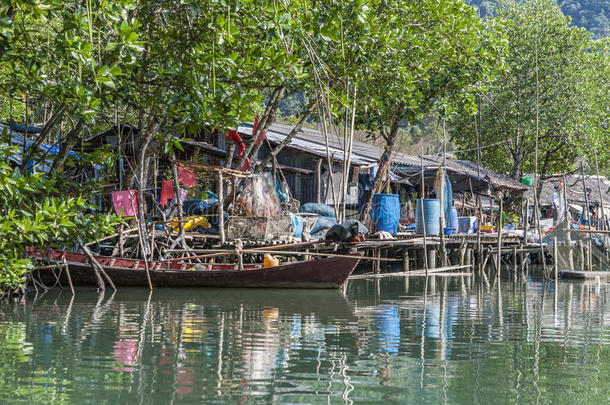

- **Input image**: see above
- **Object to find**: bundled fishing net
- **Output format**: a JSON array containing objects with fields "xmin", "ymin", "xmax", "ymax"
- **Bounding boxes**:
[
  {"xmin": 544, "ymin": 219, "xmax": 610, "ymax": 271},
  {"xmin": 226, "ymin": 215, "xmax": 293, "ymax": 241},
  {"xmin": 233, "ymin": 173, "xmax": 282, "ymax": 217}
]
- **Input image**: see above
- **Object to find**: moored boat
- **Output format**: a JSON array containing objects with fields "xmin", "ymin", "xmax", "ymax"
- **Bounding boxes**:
[{"xmin": 30, "ymin": 249, "xmax": 361, "ymax": 289}]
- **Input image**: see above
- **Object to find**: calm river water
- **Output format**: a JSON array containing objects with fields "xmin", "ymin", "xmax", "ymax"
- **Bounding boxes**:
[{"xmin": 0, "ymin": 276, "xmax": 609, "ymax": 404}]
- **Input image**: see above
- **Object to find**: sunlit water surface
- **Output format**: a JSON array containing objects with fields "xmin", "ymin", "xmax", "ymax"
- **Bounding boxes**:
[{"xmin": 1, "ymin": 276, "xmax": 609, "ymax": 404}]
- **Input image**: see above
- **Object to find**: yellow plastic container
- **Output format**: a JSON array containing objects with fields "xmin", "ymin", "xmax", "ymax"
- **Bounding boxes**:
[
  {"xmin": 263, "ymin": 254, "xmax": 279, "ymax": 268},
  {"xmin": 169, "ymin": 216, "xmax": 209, "ymax": 232}
]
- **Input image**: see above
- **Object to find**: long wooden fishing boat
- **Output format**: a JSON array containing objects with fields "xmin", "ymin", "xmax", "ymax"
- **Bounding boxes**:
[{"xmin": 30, "ymin": 249, "xmax": 361, "ymax": 289}]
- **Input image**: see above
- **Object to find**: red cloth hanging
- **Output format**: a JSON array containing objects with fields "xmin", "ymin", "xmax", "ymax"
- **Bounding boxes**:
[
  {"xmin": 111, "ymin": 190, "xmax": 138, "ymax": 217},
  {"xmin": 178, "ymin": 166, "xmax": 197, "ymax": 188},
  {"xmin": 240, "ymin": 158, "xmax": 252, "ymax": 172},
  {"xmin": 252, "ymin": 115, "xmax": 266, "ymax": 145},
  {"xmin": 160, "ymin": 180, "xmax": 174, "ymax": 208},
  {"xmin": 227, "ymin": 129, "xmax": 246, "ymax": 158}
]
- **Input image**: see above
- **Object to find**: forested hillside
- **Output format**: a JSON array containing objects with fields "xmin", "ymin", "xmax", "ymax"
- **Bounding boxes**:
[{"xmin": 466, "ymin": 0, "xmax": 609, "ymax": 38}]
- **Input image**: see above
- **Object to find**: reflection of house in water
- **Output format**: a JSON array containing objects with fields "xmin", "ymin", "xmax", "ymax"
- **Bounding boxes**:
[
  {"xmin": 241, "ymin": 307, "xmax": 282, "ymax": 382},
  {"xmin": 372, "ymin": 305, "xmax": 401, "ymax": 356}
]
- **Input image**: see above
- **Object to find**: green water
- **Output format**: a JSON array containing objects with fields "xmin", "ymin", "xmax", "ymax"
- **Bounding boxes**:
[{"xmin": 0, "ymin": 277, "xmax": 609, "ymax": 404}]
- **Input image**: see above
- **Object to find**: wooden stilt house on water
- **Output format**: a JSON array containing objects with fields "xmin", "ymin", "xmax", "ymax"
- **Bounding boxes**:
[{"xmin": 178, "ymin": 122, "xmax": 439, "ymax": 213}]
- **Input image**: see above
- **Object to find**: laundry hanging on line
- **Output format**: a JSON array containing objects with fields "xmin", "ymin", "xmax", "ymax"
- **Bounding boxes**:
[
  {"xmin": 160, "ymin": 180, "xmax": 174, "ymax": 208},
  {"xmin": 178, "ymin": 166, "xmax": 197, "ymax": 188},
  {"xmin": 111, "ymin": 190, "xmax": 138, "ymax": 217}
]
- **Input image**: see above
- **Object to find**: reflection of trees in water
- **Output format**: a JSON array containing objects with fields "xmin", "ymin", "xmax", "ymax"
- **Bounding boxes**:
[{"xmin": 1, "ymin": 280, "xmax": 609, "ymax": 403}]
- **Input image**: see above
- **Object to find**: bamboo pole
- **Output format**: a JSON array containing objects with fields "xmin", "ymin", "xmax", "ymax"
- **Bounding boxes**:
[
  {"xmin": 171, "ymin": 155, "xmax": 188, "ymax": 251},
  {"xmin": 593, "ymin": 153, "xmax": 606, "ymax": 230},
  {"xmin": 315, "ymin": 158, "xmax": 323, "ymax": 203},
  {"xmin": 217, "ymin": 171, "xmax": 225, "ymax": 245},
  {"xmin": 349, "ymin": 265, "xmax": 473, "ymax": 280},
  {"xmin": 476, "ymin": 194, "xmax": 483, "ymax": 272},
  {"xmin": 581, "ymin": 162, "xmax": 592, "ymax": 239},
  {"xmin": 420, "ymin": 146, "xmax": 428, "ymax": 274},
  {"xmin": 496, "ymin": 194, "xmax": 503, "ymax": 275},
  {"xmin": 553, "ymin": 236, "xmax": 559, "ymax": 280},
  {"xmin": 439, "ymin": 168, "xmax": 448, "ymax": 267},
  {"xmin": 163, "ymin": 240, "xmax": 324, "ymax": 262},
  {"xmin": 578, "ymin": 240, "xmax": 585, "ymax": 272}
]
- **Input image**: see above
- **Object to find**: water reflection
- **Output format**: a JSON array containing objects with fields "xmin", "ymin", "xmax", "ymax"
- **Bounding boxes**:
[{"xmin": 0, "ymin": 277, "xmax": 608, "ymax": 403}]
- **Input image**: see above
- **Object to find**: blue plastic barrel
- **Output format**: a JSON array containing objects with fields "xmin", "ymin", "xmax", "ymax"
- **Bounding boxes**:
[
  {"xmin": 416, "ymin": 199, "xmax": 441, "ymax": 235},
  {"xmin": 371, "ymin": 193, "xmax": 400, "ymax": 234},
  {"xmin": 449, "ymin": 206, "xmax": 459, "ymax": 231}
]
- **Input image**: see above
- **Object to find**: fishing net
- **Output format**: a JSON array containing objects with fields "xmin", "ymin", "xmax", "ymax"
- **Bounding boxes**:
[
  {"xmin": 225, "ymin": 215, "xmax": 293, "ymax": 241},
  {"xmin": 544, "ymin": 219, "xmax": 610, "ymax": 271}
]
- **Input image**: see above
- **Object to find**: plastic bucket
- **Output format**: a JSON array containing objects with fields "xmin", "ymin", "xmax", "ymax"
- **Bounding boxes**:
[
  {"xmin": 371, "ymin": 194, "xmax": 401, "ymax": 234},
  {"xmin": 415, "ymin": 199, "xmax": 441, "ymax": 235}
]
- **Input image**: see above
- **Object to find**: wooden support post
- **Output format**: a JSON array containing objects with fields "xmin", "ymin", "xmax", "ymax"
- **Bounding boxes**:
[
  {"xmin": 512, "ymin": 246, "xmax": 517, "ymax": 274},
  {"xmin": 402, "ymin": 249, "xmax": 409, "ymax": 272},
  {"xmin": 476, "ymin": 194, "xmax": 483, "ymax": 271},
  {"xmin": 171, "ymin": 155, "xmax": 188, "ymax": 252},
  {"xmin": 375, "ymin": 248, "xmax": 381, "ymax": 274},
  {"xmin": 217, "ymin": 171, "xmax": 225, "ymax": 245},
  {"xmin": 553, "ymin": 236, "xmax": 559, "ymax": 280},
  {"xmin": 523, "ymin": 198, "xmax": 529, "ymax": 245},
  {"xmin": 577, "ymin": 239, "xmax": 585, "ymax": 271},
  {"xmin": 496, "ymin": 195, "xmax": 503, "ymax": 276},
  {"xmin": 594, "ymin": 153, "xmax": 606, "ymax": 230},
  {"xmin": 481, "ymin": 253, "xmax": 490, "ymax": 274},
  {"xmin": 420, "ymin": 147, "xmax": 428, "ymax": 274},
  {"xmin": 439, "ymin": 168, "xmax": 448, "ymax": 267},
  {"xmin": 427, "ymin": 248, "xmax": 437, "ymax": 270},
  {"xmin": 315, "ymin": 158, "xmax": 323, "ymax": 203},
  {"xmin": 459, "ymin": 244, "xmax": 466, "ymax": 266},
  {"xmin": 587, "ymin": 239, "xmax": 593, "ymax": 271}
]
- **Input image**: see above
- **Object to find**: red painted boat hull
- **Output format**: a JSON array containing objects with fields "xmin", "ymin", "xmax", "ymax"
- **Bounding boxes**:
[{"xmin": 31, "ymin": 249, "xmax": 361, "ymax": 289}]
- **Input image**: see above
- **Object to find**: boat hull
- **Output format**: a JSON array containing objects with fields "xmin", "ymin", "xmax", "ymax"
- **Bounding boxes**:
[{"xmin": 32, "ymin": 250, "xmax": 361, "ymax": 289}]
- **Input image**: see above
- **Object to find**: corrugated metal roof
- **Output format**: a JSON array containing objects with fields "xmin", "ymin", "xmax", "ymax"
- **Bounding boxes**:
[{"xmin": 237, "ymin": 123, "xmax": 436, "ymax": 168}]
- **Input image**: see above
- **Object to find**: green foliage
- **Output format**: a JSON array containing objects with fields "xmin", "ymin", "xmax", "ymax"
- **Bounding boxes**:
[
  {"xmin": 451, "ymin": 0, "xmax": 602, "ymax": 180},
  {"xmin": 0, "ymin": 144, "xmax": 120, "ymax": 291},
  {"xmin": 348, "ymin": 0, "xmax": 502, "ymax": 138}
]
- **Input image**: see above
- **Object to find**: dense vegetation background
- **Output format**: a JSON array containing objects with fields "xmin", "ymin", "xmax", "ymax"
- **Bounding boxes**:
[{"xmin": 466, "ymin": 0, "xmax": 609, "ymax": 38}]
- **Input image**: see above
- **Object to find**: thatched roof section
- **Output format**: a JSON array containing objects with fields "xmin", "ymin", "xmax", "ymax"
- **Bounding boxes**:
[
  {"xmin": 394, "ymin": 156, "xmax": 529, "ymax": 194},
  {"xmin": 530, "ymin": 175, "xmax": 610, "ymax": 207}
]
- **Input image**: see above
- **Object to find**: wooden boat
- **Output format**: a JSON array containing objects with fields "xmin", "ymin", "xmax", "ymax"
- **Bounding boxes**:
[
  {"xmin": 30, "ymin": 249, "xmax": 361, "ymax": 289},
  {"xmin": 559, "ymin": 270, "xmax": 610, "ymax": 280}
]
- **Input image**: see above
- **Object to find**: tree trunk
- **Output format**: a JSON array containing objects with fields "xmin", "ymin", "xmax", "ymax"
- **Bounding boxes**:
[
  {"xmin": 510, "ymin": 158, "xmax": 521, "ymax": 180},
  {"xmin": 124, "ymin": 119, "xmax": 156, "ymax": 189},
  {"xmin": 135, "ymin": 119, "xmax": 158, "ymax": 257},
  {"xmin": 254, "ymin": 101, "xmax": 315, "ymax": 171},
  {"xmin": 223, "ymin": 142, "xmax": 235, "ymax": 168},
  {"xmin": 359, "ymin": 116, "xmax": 401, "ymax": 223},
  {"xmin": 20, "ymin": 107, "xmax": 65, "ymax": 171},
  {"xmin": 239, "ymin": 86, "xmax": 285, "ymax": 168}
]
